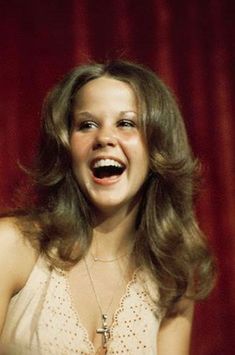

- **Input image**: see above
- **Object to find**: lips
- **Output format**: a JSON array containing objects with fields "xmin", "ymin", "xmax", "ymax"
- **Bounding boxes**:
[{"xmin": 90, "ymin": 158, "xmax": 126, "ymax": 179}]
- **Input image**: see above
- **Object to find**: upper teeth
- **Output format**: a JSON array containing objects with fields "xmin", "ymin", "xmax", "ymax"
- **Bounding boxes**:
[{"xmin": 93, "ymin": 159, "xmax": 123, "ymax": 169}]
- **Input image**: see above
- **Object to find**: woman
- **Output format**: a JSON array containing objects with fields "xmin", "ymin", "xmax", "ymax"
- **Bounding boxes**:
[{"xmin": 0, "ymin": 60, "xmax": 215, "ymax": 354}]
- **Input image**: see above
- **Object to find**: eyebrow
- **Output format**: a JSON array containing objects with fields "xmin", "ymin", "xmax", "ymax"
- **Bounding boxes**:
[{"xmin": 73, "ymin": 110, "xmax": 138, "ymax": 121}]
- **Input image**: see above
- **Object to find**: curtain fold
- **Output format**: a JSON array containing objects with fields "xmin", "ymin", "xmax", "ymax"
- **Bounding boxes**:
[{"xmin": 0, "ymin": 1, "xmax": 234, "ymax": 353}]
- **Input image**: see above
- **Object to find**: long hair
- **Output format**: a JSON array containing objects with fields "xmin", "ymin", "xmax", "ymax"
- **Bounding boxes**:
[{"xmin": 15, "ymin": 60, "xmax": 215, "ymax": 313}]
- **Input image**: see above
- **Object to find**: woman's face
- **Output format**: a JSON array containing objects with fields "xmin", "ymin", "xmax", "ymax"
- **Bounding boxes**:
[{"xmin": 70, "ymin": 76, "xmax": 149, "ymax": 214}]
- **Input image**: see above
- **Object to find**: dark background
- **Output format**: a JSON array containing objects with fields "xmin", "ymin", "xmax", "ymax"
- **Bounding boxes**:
[{"xmin": 0, "ymin": 1, "xmax": 234, "ymax": 354}]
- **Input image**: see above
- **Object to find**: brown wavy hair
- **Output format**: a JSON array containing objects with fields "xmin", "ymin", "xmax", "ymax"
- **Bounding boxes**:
[{"xmin": 14, "ymin": 60, "xmax": 215, "ymax": 313}]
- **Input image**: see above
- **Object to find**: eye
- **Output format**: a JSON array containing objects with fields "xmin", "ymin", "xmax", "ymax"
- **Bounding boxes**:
[
  {"xmin": 117, "ymin": 119, "xmax": 137, "ymax": 128},
  {"xmin": 76, "ymin": 120, "xmax": 98, "ymax": 131}
]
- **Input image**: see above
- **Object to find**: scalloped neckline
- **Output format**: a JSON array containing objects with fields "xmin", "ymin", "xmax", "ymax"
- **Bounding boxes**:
[{"xmin": 63, "ymin": 267, "xmax": 140, "ymax": 353}]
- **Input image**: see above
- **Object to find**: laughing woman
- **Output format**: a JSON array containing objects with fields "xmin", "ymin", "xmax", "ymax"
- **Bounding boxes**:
[{"xmin": 0, "ymin": 60, "xmax": 215, "ymax": 354}]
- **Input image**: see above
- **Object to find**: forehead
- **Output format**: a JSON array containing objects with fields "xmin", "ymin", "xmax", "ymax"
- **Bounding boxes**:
[{"xmin": 73, "ymin": 77, "xmax": 137, "ymax": 109}]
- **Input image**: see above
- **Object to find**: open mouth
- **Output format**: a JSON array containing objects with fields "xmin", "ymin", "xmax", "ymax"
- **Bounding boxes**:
[{"xmin": 91, "ymin": 158, "xmax": 126, "ymax": 179}]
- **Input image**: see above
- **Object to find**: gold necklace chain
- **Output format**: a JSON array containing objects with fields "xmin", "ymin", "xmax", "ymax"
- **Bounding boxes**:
[
  {"xmin": 84, "ymin": 258, "xmax": 123, "ymax": 349},
  {"xmin": 90, "ymin": 250, "xmax": 130, "ymax": 263}
]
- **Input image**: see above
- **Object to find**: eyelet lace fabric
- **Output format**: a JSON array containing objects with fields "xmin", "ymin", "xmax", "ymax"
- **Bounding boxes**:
[{"xmin": 1, "ymin": 256, "xmax": 161, "ymax": 354}]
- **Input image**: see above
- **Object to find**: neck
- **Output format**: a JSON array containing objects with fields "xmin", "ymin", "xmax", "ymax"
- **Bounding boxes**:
[{"xmin": 91, "ymin": 203, "xmax": 138, "ymax": 260}]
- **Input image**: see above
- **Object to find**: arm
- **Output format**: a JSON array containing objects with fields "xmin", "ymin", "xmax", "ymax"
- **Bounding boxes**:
[
  {"xmin": 157, "ymin": 299, "xmax": 194, "ymax": 355},
  {"xmin": 0, "ymin": 218, "xmax": 38, "ymax": 334}
]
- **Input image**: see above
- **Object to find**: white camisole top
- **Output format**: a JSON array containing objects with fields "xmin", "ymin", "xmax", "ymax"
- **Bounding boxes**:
[{"xmin": 1, "ymin": 256, "xmax": 161, "ymax": 354}]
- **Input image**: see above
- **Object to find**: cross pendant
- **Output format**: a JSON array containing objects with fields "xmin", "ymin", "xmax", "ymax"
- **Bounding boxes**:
[{"xmin": 96, "ymin": 314, "xmax": 110, "ymax": 348}]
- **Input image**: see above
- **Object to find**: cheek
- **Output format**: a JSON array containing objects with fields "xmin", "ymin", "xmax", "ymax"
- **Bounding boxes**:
[
  {"xmin": 123, "ymin": 135, "xmax": 149, "ymax": 176},
  {"xmin": 122, "ymin": 133, "xmax": 148, "ymax": 158},
  {"xmin": 70, "ymin": 134, "xmax": 91, "ymax": 164}
]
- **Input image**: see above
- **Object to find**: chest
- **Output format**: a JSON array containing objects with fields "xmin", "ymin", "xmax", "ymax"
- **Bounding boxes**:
[{"xmin": 67, "ymin": 260, "xmax": 144, "ymax": 350}]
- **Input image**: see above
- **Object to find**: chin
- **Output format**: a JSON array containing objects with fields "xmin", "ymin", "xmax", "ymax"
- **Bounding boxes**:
[{"xmin": 91, "ymin": 198, "xmax": 130, "ymax": 214}]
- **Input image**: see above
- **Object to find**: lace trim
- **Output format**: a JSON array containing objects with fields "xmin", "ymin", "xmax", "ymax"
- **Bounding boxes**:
[
  {"xmin": 62, "ymin": 267, "xmax": 140, "ymax": 352},
  {"xmin": 109, "ymin": 269, "xmax": 140, "ymax": 340},
  {"xmin": 62, "ymin": 273, "xmax": 95, "ymax": 353}
]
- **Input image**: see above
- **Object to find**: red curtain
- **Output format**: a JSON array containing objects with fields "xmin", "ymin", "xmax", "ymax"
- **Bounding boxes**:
[{"xmin": 0, "ymin": 1, "xmax": 234, "ymax": 354}]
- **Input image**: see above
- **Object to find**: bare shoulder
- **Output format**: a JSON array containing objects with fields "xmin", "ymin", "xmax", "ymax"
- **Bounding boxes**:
[
  {"xmin": 0, "ymin": 217, "xmax": 39, "ymax": 333},
  {"xmin": 0, "ymin": 217, "xmax": 39, "ymax": 293},
  {"xmin": 157, "ymin": 299, "xmax": 194, "ymax": 355}
]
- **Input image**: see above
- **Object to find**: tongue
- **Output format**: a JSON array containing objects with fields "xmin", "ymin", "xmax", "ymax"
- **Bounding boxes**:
[{"xmin": 94, "ymin": 166, "xmax": 124, "ymax": 179}]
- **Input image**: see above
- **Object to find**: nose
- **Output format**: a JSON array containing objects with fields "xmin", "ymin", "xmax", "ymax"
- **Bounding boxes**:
[{"xmin": 93, "ymin": 126, "xmax": 117, "ymax": 150}]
